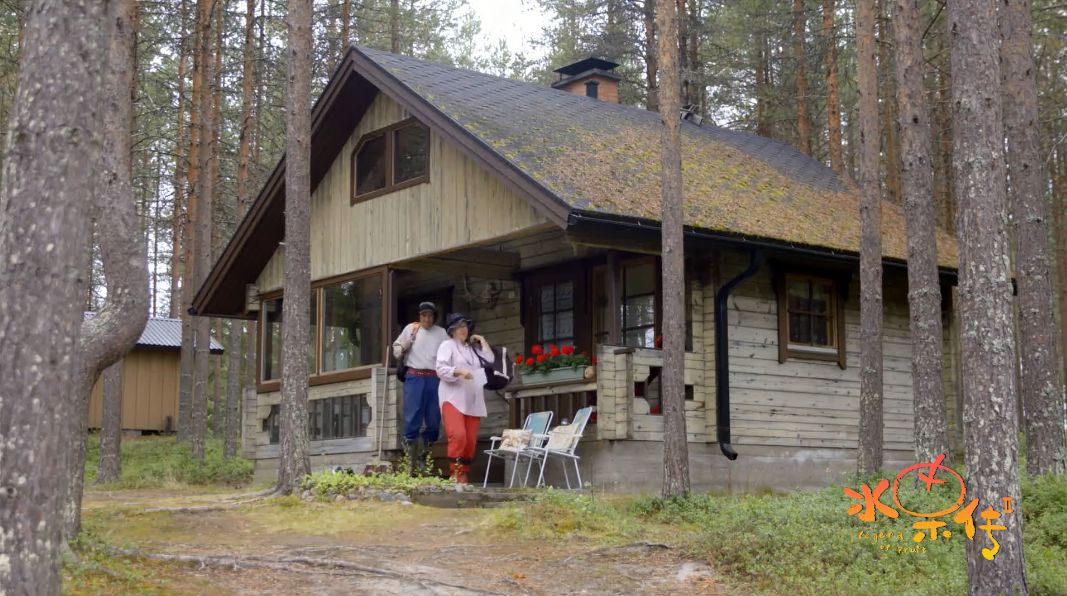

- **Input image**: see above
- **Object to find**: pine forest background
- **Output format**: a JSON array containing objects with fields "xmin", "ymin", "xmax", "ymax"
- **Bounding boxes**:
[{"xmin": 0, "ymin": 0, "xmax": 1063, "ymax": 433}]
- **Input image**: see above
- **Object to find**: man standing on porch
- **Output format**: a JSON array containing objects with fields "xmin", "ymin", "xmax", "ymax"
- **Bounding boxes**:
[{"xmin": 392, "ymin": 302, "xmax": 448, "ymax": 470}]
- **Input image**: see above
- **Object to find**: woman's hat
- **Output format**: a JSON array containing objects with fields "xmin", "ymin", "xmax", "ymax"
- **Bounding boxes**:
[{"xmin": 445, "ymin": 312, "xmax": 473, "ymax": 336}]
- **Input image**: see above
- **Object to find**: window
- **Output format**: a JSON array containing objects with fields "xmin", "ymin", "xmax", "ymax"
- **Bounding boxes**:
[
  {"xmin": 622, "ymin": 260, "xmax": 657, "ymax": 348},
  {"xmin": 523, "ymin": 266, "xmax": 589, "ymax": 353},
  {"xmin": 257, "ymin": 268, "xmax": 388, "ymax": 389},
  {"xmin": 776, "ymin": 270, "xmax": 847, "ymax": 368},
  {"xmin": 266, "ymin": 394, "xmax": 371, "ymax": 444},
  {"xmin": 258, "ymin": 294, "xmax": 316, "ymax": 382},
  {"xmin": 321, "ymin": 275, "xmax": 383, "ymax": 372},
  {"xmin": 590, "ymin": 256, "xmax": 692, "ymax": 350},
  {"xmin": 351, "ymin": 119, "xmax": 430, "ymax": 203}
]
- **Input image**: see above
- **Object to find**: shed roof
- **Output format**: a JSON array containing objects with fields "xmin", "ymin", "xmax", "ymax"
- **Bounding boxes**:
[{"xmin": 84, "ymin": 313, "xmax": 224, "ymax": 353}]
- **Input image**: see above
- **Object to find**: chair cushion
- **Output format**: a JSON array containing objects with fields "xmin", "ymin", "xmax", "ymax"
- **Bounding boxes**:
[
  {"xmin": 545, "ymin": 424, "xmax": 579, "ymax": 451},
  {"xmin": 498, "ymin": 428, "xmax": 533, "ymax": 451}
]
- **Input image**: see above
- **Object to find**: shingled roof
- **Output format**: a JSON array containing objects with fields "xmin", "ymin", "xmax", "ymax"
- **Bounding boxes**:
[
  {"xmin": 359, "ymin": 46, "xmax": 957, "ymax": 267},
  {"xmin": 193, "ymin": 46, "xmax": 958, "ymax": 317}
]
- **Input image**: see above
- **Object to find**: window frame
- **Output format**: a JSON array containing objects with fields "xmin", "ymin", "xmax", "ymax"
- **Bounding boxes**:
[
  {"xmin": 774, "ymin": 267, "xmax": 848, "ymax": 369},
  {"xmin": 256, "ymin": 267, "xmax": 391, "ymax": 393},
  {"xmin": 350, "ymin": 118, "xmax": 430, "ymax": 204},
  {"xmin": 265, "ymin": 394, "xmax": 371, "ymax": 445}
]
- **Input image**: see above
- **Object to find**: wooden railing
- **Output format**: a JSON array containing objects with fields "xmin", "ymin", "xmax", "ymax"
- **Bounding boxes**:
[{"xmin": 505, "ymin": 380, "xmax": 597, "ymax": 429}]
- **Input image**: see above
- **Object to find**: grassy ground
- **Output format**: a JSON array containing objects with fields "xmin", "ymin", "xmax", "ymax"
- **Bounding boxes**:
[
  {"xmin": 68, "ymin": 438, "xmax": 1067, "ymax": 595},
  {"xmin": 84, "ymin": 434, "xmax": 254, "ymax": 489}
]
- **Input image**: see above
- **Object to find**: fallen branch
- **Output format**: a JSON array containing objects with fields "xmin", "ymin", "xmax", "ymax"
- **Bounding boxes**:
[
  {"xmin": 561, "ymin": 541, "xmax": 672, "ymax": 564},
  {"xmin": 141, "ymin": 496, "xmax": 268, "ymax": 514},
  {"xmin": 108, "ymin": 547, "xmax": 507, "ymax": 595}
]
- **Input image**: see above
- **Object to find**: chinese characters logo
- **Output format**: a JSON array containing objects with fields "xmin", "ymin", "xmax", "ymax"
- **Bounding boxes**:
[{"xmin": 844, "ymin": 454, "xmax": 1013, "ymax": 560}]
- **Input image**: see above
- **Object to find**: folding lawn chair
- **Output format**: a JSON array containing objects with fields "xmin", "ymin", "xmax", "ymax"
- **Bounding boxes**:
[
  {"xmin": 482, "ymin": 410, "xmax": 553, "ymax": 488},
  {"xmin": 531, "ymin": 406, "xmax": 593, "ymax": 490}
]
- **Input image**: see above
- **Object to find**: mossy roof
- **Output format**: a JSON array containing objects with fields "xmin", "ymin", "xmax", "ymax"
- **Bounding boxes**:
[{"xmin": 362, "ymin": 47, "xmax": 958, "ymax": 268}]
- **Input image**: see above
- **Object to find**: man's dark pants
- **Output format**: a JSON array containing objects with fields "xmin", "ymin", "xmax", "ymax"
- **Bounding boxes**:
[{"xmin": 403, "ymin": 373, "xmax": 441, "ymax": 444}]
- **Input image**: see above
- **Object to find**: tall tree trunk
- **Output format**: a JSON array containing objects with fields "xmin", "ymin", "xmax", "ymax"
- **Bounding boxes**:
[
  {"xmin": 225, "ymin": 320, "xmax": 242, "ymax": 457},
  {"xmin": 191, "ymin": 0, "xmax": 216, "ymax": 461},
  {"xmin": 1056, "ymin": 153, "xmax": 1067, "ymax": 402},
  {"xmin": 656, "ymin": 0, "xmax": 690, "ymax": 498},
  {"xmin": 170, "ymin": 0, "xmax": 190, "ymax": 320},
  {"xmin": 823, "ymin": 0, "xmax": 843, "ymax": 172},
  {"xmin": 755, "ymin": 30, "xmax": 771, "ymax": 137},
  {"xmin": 677, "ymin": 0, "xmax": 689, "ymax": 106},
  {"xmin": 933, "ymin": 31, "xmax": 957, "ymax": 234},
  {"xmin": 228, "ymin": 0, "xmax": 258, "ymax": 458},
  {"xmin": 893, "ymin": 0, "xmax": 949, "ymax": 464},
  {"xmin": 856, "ymin": 0, "xmax": 883, "ymax": 475},
  {"xmin": 879, "ymin": 0, "xmax": 901, "ymax": 205},
  {"xmin": 948, "ymin": 0, "xmax": 1028, "ymax": 591},
  {"xmin": 277, "ymin": 0, "xmax": 313, "ymax": 495},
  {"xmin": 64, "ymin": 0, "xmax": 148, "ymax": 545},
  {"xmin": 96, "ymin": 361, "xmax": 124, "ymax": 484},
  {"xmin": 687, "ymin": 0, "xmax": 702, "ymax": 113},
  {"xmin": 179, "ymin": 0, "xmax": 203, "ymax": 442},
  {"xmin": 792, "ymin": 0, "xmax": 811, "ymax": 155},
  {"xmin": 644, "ymin": 0, "xmax": 659, "ymax": 111},
  {"xmin": 341, "ymin": 0, "xmax": 350, "ymax": 47},
  {"xmin": 390, "ymin": 0, "xmax": 400, "ymax": 53},
  {"xmin": 1001, "ymin": 0, "xmax": 1066, "ymax": 477},
  {"xmin": 0, "ymin": 1, "xmax": 110, "ymax": 588}
]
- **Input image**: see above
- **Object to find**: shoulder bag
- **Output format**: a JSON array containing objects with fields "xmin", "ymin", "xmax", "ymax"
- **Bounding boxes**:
[
  {"xmin": 474, "ymin": 343, "xmax": 510, "ymax": 391},
  {"xmin": 395, "ymin": 323, "xmax": 419, "ymax": 383}
]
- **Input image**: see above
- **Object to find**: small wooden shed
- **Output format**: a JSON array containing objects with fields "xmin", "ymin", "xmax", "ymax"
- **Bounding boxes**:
[{"xmin": 87, "ymin": 316, "xmax": 223, "ymax": 433}]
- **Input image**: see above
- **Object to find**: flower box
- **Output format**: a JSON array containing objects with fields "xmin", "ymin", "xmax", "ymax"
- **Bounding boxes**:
[{"xmin": 519, "ymin": 366, "xmax": 588, "ymax": 386}]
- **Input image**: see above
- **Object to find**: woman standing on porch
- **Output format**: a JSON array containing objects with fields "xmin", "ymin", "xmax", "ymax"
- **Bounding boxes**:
[{"xmin": 435, "ymin": 313, "xmax": 494, "ymax": 485}]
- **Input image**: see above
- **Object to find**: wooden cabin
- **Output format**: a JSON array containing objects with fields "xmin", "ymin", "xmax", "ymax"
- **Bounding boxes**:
[
  {"xmin": 192, "ymin": 48, "xmax": 961, "ymax": 491},
  {"xmin": 87, "ymin": 316, "xmax": 224, "ymax": 433}
]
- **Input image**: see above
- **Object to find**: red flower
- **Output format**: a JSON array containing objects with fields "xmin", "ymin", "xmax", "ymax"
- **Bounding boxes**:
[
  {"xmin": 526, "ymin": 358, "xmax": 535, "ymax": 366},
  {"xmin": 531, "ymin": 345, "xmax": 543, "ymax": 355},
  {"xmin": 580, "ymin": 351, "xmax": 587, "ymax": 357},
  {"xmin": 561, "ymin": 345, "xmax": 574, "ymax": 356},
  {"xmin": 650, "ymin": 405, "xmax": 662, "ymax": 415},
  {"xmin": 515, "ymin": 354, "xmax": 524, "ymax": 364},
  {"xmin": 536, "ymin": 354, "xmax": 546, "ymax": 363},
  {"xmin": 550, "ymin": 346, "xmax": 561, "ymax": 357},
  {"xmin": 591, "ymin": 355, "xmax": 598, "ymax": 365},
  {"xmin": 654, "ymin": 335, "xmax": 663, "ymax": 348}
]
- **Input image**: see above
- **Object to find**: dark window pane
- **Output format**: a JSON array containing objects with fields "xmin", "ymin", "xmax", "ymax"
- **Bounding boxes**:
[
  {"xmin": 624, "ymin": 327, "xmax": 655, "ymax": 348},
  {"xmin": 539, "ymin": 314, "xmax": 555, "ymax": 341},
  {"xmin": 789, "ymin": 312, "xmax": 812, "ymax": 344},
  {"xmin": 394, "ymin": 124, "xmax": 429, "ymax": 183},
  {"xmin": 359, "ymin": 395, "xmax": 372, "ymax": 436},
  {"xmin": 309, "ymin": 292, "xmax": 318, "ymax": 374},
  {"xmin": 624, "ymin": 263, "xmax": 655, "ymax": 295},
  {"xmin": 810, "ymin": 283, "xmax": 830, "ymax": 315},
  {"xmin": 556, "ymin": 311, "xmax": 574, "ymax": 340},
  {"xmin": 322, "ymin": 274, "xmax": 383, "ymax": 371},
  {"xmin": 262, "ymin": 298, "xmax": 283, "ymax": 381},
  {"xmin": 787, "ymin": 281, "xmax": 810, "ymax": 312},
  {"xmin": 811, "ymin": 315, "xmax": 831, "ymax": 346},
  {"xmin": 624, "ymin": 294, "xmax": 656, "ymax": 328},
  {"xmin": 540, "ymin": 285, "xmax": 555, "ymax": 312},
  {"xmin": 556, "ymin": 282, "xmax": 574, "ymax": 310},
  {"xmin": 355, "ymin": 134, "xmax": 387, "ymax": 195}
]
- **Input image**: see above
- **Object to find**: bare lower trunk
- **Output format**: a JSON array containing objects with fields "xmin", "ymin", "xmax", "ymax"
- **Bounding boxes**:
[
  {"xmin": 0, "ymin": 2, "xmax": 109, "ymax": 588},
  {"xmin": 97, "ymin": 361, "xmax": 124, "ymax": 483},
  {"xmin": 190, "ymin": 0, "xmax": 216, "ymax": 460},
  {"xmin": 656, "ymin": 0, "xmax": 690, "ymax": 498},
  {"xmin": 893, "ymin": 0, "xmax": 949, "ymax": 464},
  {"xmin": 856, "ymin": 0, "xmax": 883, "ymax": 475},
  {"xmin": 948, "ymin": 0, "xmax": 1028, "ymax": 592},
  {"xmin": 1000, "ymin": 0, "xmax": 1066, "ymax": 477},
  {"xmin": 225, "ymin": 319, "xmax": 242, "ymax": 457},
  {"xmin": 64, "ymin": 0, "xmax": 148, "ymax": 543},
  {"xmin": 278, "ymin": 0, "xmax": 314, "ymax": 495}
]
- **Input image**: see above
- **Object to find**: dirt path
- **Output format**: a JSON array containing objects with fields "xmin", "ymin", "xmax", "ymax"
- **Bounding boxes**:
[{"xmin": 78, "ymin": 488, "xmax": 727, "ymax": 595}]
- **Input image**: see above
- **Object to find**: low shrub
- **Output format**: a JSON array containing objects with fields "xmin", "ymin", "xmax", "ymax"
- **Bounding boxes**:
[
  {"xmin": 300, "ymin": 469, "xmax": 453, "ymax": 500},
  {"xmin": 84, "ymin": 434, "xmax": 254, "ymax": 489},
  {"xmin": 486, "ymin": 489, "xmax": 638, "ymax": 540}
]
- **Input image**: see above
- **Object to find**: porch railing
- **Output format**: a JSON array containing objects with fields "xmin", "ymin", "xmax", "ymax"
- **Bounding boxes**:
[{"xmin": 505, "ymin": 380, "xmax": 597, "ymax": 429}]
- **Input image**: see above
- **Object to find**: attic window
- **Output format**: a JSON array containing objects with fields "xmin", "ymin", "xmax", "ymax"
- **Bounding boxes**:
[
  {"xmin": 775, "ymin": 271, "xmax": 847, "ymax": 369},
  {"xmin": 351, "ymin": 118, "xmax": 430, "ymax": 204}
]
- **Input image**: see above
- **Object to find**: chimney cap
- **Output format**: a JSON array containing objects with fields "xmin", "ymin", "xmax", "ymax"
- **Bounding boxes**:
[{"xmin": 553, "ymin": 57, "xmax": 620, "ymax": 77}]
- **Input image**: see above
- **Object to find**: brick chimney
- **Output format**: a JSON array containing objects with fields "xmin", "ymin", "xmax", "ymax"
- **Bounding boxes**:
[{"xmin": 551, "ymin": 57, "xmax": 621, "ymax": 103}]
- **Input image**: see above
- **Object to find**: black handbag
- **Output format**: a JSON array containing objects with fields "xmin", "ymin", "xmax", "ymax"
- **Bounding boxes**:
[
  {"xmin": 396, "ymin": 324, "xmax": 419, "ymax": 383},
  {"xmin": 474, "ymin": 344, "xmax": 511, "ymax": 391}
]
